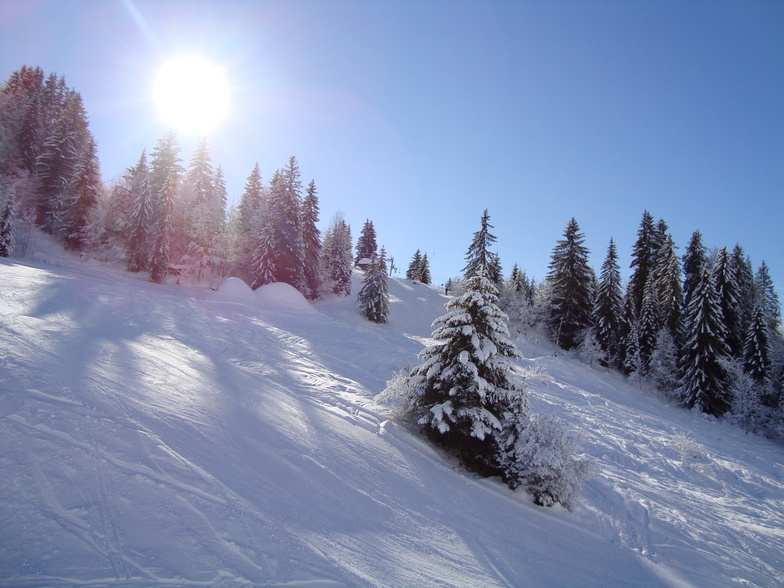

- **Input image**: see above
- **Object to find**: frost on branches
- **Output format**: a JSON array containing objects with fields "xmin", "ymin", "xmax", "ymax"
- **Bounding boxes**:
[
  {"xmin": 405, "ymin": 271, "xmax": 592, "ymax": 506},
  {"xmin": 407, "ymin": 273, "xmax": 527, "ymax": 476}
]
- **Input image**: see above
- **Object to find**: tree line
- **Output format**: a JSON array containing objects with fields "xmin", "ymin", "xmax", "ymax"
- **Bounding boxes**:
[
  {"xmin": 0, "ymin": 66, "xmax": 399, "ymax": 318},
  {"xmin": 446, "ymin": 210, "xmax": 783, "ymax": 437}
]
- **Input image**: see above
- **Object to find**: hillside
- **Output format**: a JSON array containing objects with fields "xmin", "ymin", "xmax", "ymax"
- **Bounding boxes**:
[{"xmin": 1, "ymin": 238, "xmax": 783, "ymax": 587}]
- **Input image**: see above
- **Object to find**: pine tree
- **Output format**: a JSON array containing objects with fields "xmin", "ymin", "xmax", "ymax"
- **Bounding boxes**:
[
  {"xmin": 250, "ymin": 212, "xmax": 277, "ymax": 289},
  {"xmin": 238, "ymin": 163, "xmax": 263, "ymax": 235},
  {"xmin": 357, "ymin": 248, "xmax": 390, "ymax": 323},
  {"xmin": 65, "ymin": 135, "xmax": 101, "ymax": 251},
  {"xmin": 463, "ymin": 209, "xmax": 497, "ymax": 281},
  {"xmin": 181, "ymin": 139, "xmax": 219, "ymax": 280},
  {"xmin": 36, "ymin": 88, "xmax": 87, "ymax": 236},
  {"xmin": 650, "ymin": 233, "xmax": 683, "ymax": 339},
  {"xmin": 0, "ymin": 65, "xmax": 45, "ymax": 176},
  {"xmin": 546, "ymin": 218, "xmax": 595, "ymax": 351},
  {"xmin": 593, "ymin": 239, "xmax": 624, "ymax": 367},
  {"xmin": 355, "ymin": 219, "xmax": 378, "ymax": 265},
  {"xmin": 408, "ymin": 271, "xmax": 527, "ymax": 477},
  {"xmin": 125, "ymin": 151, "xmax": 154, "ymax": 272},
  {"xmin": 626, "ymin": 211, "xmax": 658, "ymax": 321},
  {"xmin": 487, "ymin": 252, "xmax": 503, "ymax": 289},
  {"xmin": 0, "ymin": 188, "xmax": 17, "ymax": 257},
  {"xmin": 406, "ymin": 249, "xmax": 422, "ymax": 280},
  {"xmin": 732, "ymin": 244, "xmax": 755, "ymax": 341},
  {"xmin": 648, "ymin": 329, "xmax": 679, "ymax": 391},
  {"xmin": 744, "ymin": 301, "xmax": 771, "ymax": 386},
  {"xmin": 264, "ymin": 165, "xmax": 305, "ymax": 290},
  {"xmin": 682, "ymin": 230, "xmax": 707, "ymax": 311},
  {"xmin": 321, "ymin": 213, "xmax": 352, "ymax": 295},
  {"xmin": 149, "ymin": 132, "xmax": 184, "ymax": 215},
  {"xmin": 755, "ymin": 262, "xmax": 781, "ymax": 332},
  {"xmin": 637, "ymin": 277, "xmax": 660, "ymax": 375},
  {"xmin": 678, "ymin": 268, "xmax": 731, "ymax": 415},
  {"xmin": 712, "ymin": 247, "xmax": 743, "ymax": 358},
  {"xmin": 300, "ymin": 180, "xmax": 322, "ymax": 299},
  {"xmin": 148, "ymin": 132, "xmax": 183, "ymax": 273},
  {"xmin": 149, "ymin": 173, "xmax": 176, "ymax": 284},
  {"xmin": 418, "ymin": 253, "xmax": 432, "ymax": 285}
]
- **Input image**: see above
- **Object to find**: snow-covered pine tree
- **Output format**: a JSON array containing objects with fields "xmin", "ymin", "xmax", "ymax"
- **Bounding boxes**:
[
  {"xmin": 744, "ymin": 301, "xmax": 771, "ymax": 386},
  {"xmin": 0, "ymin": 66, "xmax": 46, "ymax": 176},
  {"xmin": 35, "ymin": 88, "xmax": 86, "ymax": 237},
  {"xmin": 250, "ymin": 212, "xmax": 277, "ymax": 289},
  {"xmin": 650, "ymin": 233, "xmax": 683, "ymax": 340},
  {"xmin": 545, "ymin": 217, "xmax": 595, "ymax": 351},
  {"xmin": 234, "ymin": 164, "xmax": 265, "ymax": 282},
  {"xmin": 678, "ymin": 267, "xmax": 731, "ymax": 415},
  {"xmin": 148, "ymin": 132, "xmax": 183, "ymax": 274},
  {"xmin": 238, "ymin": 163, "xmax": 263, "ymax": 235},
  {"xmin": 0, "ymin": 187, "xmax": 17, "ymax": 257},
  {"xmin": 357, "ymin": 247, "xmax": 390, "ymax": 323},
  {"xmin": 355, "ymin": 219, "xmax": 377, "ymax": 266},
  {"xmin": 181, "ymin": 139, "xmax": 219, "ymax": 280},
  {"xmin": 125, "ymin": 151, "xmax": 153, "ymax": 272},
  {"xmin": 626, "ymin": 210, "xmax": 658, "ymax": 322},
  {"xmin": 463, "ymin": 210, "xmax": 502, "ymax": 285},
  {"xmin": 407, "ymin": 270, "xmax": 528, "ymax": 477},
  {"xmin": 732, "ymin": 244, "xmax": 756, "ymax": 343},
  {"xmin": 149, "ymin": 172, "xmax": 177, "ymax": 284},
  {"xmin": 755, "ymin": 262, "xmax": 781, "ymax": 332},
  {"xmin": 637, "ymin": 278, "xmax": 660, "ymax": 376},
  {"xmin": 712, "ymin": 247, "xmax": 743, "ymax": 358},
  {"xmin": 210, "ymin": 165, "xmax": 230, "ymax": 277},
  {"xmin": 487, "ymin": 252, "xmax": 503, "ymax": 290},
  {"xmin": 593, "ymin": 238, "xmax": 624, "ymax": 368},
  {"xmin": 418, "ymin": 253, "xmax": 432, "ymax": 285},
  {"xmin": 64, "ymin": 131, "xmax": 101, "ymax": 251},
  {"xmin": 264, "ymin": 164, "xmax": 305, "ymax": 291},
  {"xmin": 648, "ymin": 329, "xmax": 679, "ymax": 392},
  {"xmin": 406, "ymin": 249, "xmax": 422, "ymax": 280},
  {"xmin": 682, "ymin": 230, "xmax": 707, "ymax": 312},
  {"xmin": 321, "ymin": 213, "xmax": 352, "ymax": 296},
  {"xmin": 148, "ymin": 132, "xmax": 184, "ymax": 216},
  {"xmin": 300, "ymin": 179, "xmax": 322, "ymax": 299}
]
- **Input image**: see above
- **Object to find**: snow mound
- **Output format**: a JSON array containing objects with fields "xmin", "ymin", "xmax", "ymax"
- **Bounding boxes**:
[
  {"xmin": 213, "ymin": 277, "xmax": 256, "ymax": 304},
  {"xmin": 254, "ymin": 282, "xmax": 318, "ymax": 315}
]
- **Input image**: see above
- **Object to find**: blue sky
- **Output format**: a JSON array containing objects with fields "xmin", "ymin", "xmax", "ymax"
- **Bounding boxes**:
[{"xmin": 2, "ymin": 0, "xmax": 783, "ymax": 295}]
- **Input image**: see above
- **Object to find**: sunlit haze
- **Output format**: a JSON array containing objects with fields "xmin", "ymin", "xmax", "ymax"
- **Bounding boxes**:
[
  {"xmin": 152, "ymin": 54, "xmax": 231, "ymax": 135},
  {"xmin": 1, "ymin": 0, "xmax": 782, "ymax": 295}
]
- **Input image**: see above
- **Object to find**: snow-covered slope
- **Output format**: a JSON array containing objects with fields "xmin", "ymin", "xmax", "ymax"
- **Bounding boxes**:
[{"xmin": 1, "ymin": 242, "xmax": 782, "ymax": 587}]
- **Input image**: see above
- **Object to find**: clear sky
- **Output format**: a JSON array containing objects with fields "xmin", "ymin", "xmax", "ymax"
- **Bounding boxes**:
[{"xmin": 2, "ymin": 0, "xmax": 783, "ymax": 296}]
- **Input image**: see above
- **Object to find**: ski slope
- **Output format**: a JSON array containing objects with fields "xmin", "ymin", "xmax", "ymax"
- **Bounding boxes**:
[{"xmin": 1, "ymin": 238, "xmax": 783, "ymax": 587}]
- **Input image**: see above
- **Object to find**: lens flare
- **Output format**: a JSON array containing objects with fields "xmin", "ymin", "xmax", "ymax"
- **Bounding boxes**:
[{"xmin": 152, "ymin": 54, "xmax": 231, "ymax": 134}]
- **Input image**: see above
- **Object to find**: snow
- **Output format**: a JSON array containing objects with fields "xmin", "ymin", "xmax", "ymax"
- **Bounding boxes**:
[
  {"xmin": 1, "ymin": 241, "xmax": 783, "ymax": 586},
  {"xmin": 213, "ymin": 275, "xmax": 256, "ymax": 304}
]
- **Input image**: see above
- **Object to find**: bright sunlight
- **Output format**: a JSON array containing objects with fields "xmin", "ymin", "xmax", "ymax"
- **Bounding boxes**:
[{"xmin": 152, "ymin": 54, "xmax": 231, "ymax": 135}]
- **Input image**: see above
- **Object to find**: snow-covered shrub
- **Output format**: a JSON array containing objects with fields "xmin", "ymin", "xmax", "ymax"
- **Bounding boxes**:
[
  {"xmin": 671, "ymin": 433, "xmax": 711, "ymax": 462},
  {"xmin": 375, "ymin": 366, "xmax": 422, "ymax": 426},
  {"xmin": 502, "ymin": 414, "xmax": 595, "ymax": 508}
]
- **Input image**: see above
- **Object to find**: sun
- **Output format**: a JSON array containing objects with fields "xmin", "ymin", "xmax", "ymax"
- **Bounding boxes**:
[{"xmin": 152, "ymin": 54, "xmax": 231, "ymax": 135}]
